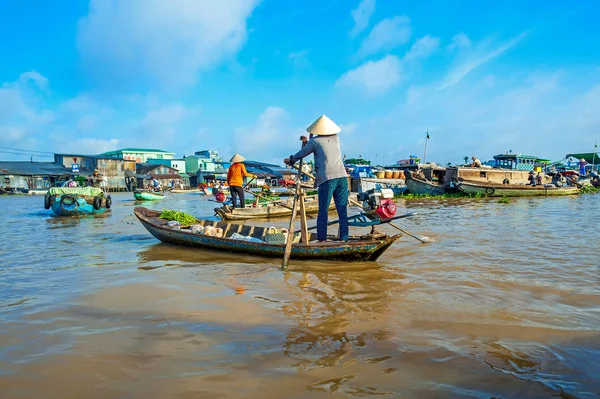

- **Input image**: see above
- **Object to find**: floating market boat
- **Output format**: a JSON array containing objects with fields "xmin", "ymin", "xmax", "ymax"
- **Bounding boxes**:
[
  {"xmin": 134, "ymin": 189, "xmax": 165, "ymax": 201},
  {"xmin": 404, "ymin": 170, "xmax": 446, "ymax": 196},
  {"xmin": 134, "ymin": 207, "xmax": 401, "ymax": 262},
  {"xmin": 44, "ymin": 187, "xmax": 111, "ymax": 216},
  {"xmin": 456, "ymin": 180, "xmax": 580, "ymax": 197},
  {"xmin": 214, "ymin": 195, "xmax": 335, "ymax": 221}
]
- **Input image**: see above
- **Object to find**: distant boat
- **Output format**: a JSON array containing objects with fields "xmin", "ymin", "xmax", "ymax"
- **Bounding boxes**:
[
  {"xmin": 134, "ymin": 189, "xmax": 164, "ymax": 201},
  {"xmin": 404, "ymin": 170, "xmax": 446, "ymax": 195},
  {"xmin": 215, "ymin": 194, "xmax": 334, "ymax": 221},
  {"xmin": 456, "ymin": 181, "xmax": 580, "ymax": 197},
  {"xmin": 134, "ymin": 207, "xmax": 401, "ymax": 262},
  {"xmin": 44, "ymin": 187, "xmax": 111, "ymax": 216}
]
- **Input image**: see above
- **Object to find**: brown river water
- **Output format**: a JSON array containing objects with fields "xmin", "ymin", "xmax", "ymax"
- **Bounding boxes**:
[{"xmin": 0, "ymin": 192, "xmax": 599, "ymax": 398}]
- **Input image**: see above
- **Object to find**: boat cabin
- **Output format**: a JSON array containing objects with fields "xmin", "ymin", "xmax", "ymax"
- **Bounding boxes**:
[{"xmin": 493, "ymin": 153, "xmax": 540, "ymax": 171}]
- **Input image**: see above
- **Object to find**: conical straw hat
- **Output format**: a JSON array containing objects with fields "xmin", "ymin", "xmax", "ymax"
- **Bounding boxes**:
[
  {"xmin": 306, "ymin": 114, "xmax": 341, "ymax": 136},
  {"xmin": 230, "ymin": 153, "xmax": 246, "ymax": 163}
]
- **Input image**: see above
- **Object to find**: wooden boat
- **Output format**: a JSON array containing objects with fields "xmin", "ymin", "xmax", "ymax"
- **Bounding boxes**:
[
  {"xmin": 215, "ymin": 195, "xmax": 335, "ymax": 220},
  {"xmin": 456, "ymin": 180, "xmax": 580, "ymax": 197},
  {"xmin": 134, "ymin": 189, "xmax": 165, "ymax": 201},
  {"xmin": 44, "ymin": 187, "xmax": 111, "ymax": 216},
  {"xmin": 134, "ymin": 207, "xmax": 401, "ymax": 262},
  {"xmin": 404, "ymin": 170, "xmax": 446, "ymax": 195}
]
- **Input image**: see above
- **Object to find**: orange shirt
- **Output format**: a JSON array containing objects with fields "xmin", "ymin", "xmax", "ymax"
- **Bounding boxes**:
[{"xmin": 227, "ymin": 163, "xmax": 252, "ymax": 187}]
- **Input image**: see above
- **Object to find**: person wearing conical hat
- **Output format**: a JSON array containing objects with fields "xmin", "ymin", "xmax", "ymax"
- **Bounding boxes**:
[
  {"xmin": 227, "ymin": 153, "xmax": 255, "ymax": 208},
  {"xmin": 578, "ymin": 158, "xmax": 588, "ymax": 176},
  {"xmin": 284, "ymin": 114, "xmax": 349, "ymax": 242}
]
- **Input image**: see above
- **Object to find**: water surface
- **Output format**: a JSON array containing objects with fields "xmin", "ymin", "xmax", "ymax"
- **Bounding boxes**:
[{"xmin": 0, "ymin": 192, "xmax": 598, "ymax": 398}]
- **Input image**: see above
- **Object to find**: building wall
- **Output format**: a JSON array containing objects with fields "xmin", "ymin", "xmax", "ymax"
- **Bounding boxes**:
[
  {"xmin": 122, "ymin": 151, "xmax": 174, "ymax": 162},
  {"xmin": 185, "ymin": 156, "xmax": 202, "ymax": 174},
  {"xmin": 171, "ymin": 160, "xmax": 186, "ymax": 173},
  {"xmin": 1, "ymin": 175, "xmax": 50, "ymax": 190},
  {"xmin": 95, "ymin": 159, "xmax": 135, "ymax": 190}
]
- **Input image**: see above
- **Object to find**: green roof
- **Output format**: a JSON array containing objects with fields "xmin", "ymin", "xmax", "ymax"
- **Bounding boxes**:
[
  {"xmin": 494, "ymin": 153, "xmax": 538, "ymax": 160},
  {"xmin": 99, "ymin": 148, "xmax": 174, "ymax": 155}
]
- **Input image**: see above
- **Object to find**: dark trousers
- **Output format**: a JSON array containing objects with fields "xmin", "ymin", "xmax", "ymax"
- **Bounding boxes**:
[
  {"xmin": 230, "ymin": 186, "xmax": 245, "ymax": 208},
  {"xmin": 317, "ymin": 177, "xmax": 349, "ymax": 241}
]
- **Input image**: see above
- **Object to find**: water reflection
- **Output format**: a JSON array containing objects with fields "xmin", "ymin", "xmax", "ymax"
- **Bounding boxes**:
[{"xmin": 282, "ymin": 265, "xmax": 399, "ymax": 374}]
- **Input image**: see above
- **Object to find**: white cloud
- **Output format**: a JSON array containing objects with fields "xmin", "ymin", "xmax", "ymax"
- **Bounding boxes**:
[
  {"xmin": 336, "ymin": 55, "xmax": 402, "ymax": 95},
  {"xmin": 18, "ymin": 71, "xmax": 49, "ymax": 90},
  {"xmin": 231, "ymin": 107, "xmax": 291, "ymax": 163},
  {"xmin": 404, "ymin": 35, "xmax": 440, "ymax": 61},
  {"xmin": 447, "ymin": 33, "xmax": 472, "ymax": 51},
  {"xmin": 358, "ymin": 16, "xmax": 411, "ymax": 57},
  {"xmin": 439, "ymin": 31, "xmax": 530, "ymax": 91},
  {"xmin": 77, "ymin": 0, "xmax": 260, "ymax": 89},
  {"xmin": 62, "ymin": 138, "xmax": 121, "ymax": 155},
  {"xmin": 349, "ymin": 0, "xmax": 376, "ymax": 38}
]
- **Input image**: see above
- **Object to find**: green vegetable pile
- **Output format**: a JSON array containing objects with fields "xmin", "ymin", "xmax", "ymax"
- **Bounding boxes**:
[
  {"xmin": 580, "ymin": 185, "xmax": 598, "ymax": 194},
  {"xmin": 159, "ymin": 209, "xmax": 198, "ymax": 225}
]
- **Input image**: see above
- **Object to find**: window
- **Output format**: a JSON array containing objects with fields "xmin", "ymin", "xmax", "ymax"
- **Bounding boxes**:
[{"xmin": 157, "ymin": 154, "xmax": 163, "ymax": 159}]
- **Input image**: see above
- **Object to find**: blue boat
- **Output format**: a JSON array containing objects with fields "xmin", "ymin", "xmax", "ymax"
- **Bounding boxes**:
[
  {"xmin": 44, "ymin": 187, "xmax": 112, "ymax": 217},
  {"xmin": 134, "ymin": 207, "xmax": 401, "ymax": 262}
]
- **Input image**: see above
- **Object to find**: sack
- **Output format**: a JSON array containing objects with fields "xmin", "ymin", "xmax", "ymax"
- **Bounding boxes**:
[
  {"xmin": 203, "ymin": 226, "xmax": 224, "ymax": 238},
  {"xmin": 190, "ymin": 224, "xmax": 205, "ymax": 234},
  {"xmin": 264, "ymin": 227, "xmax": 300, "ymax": 244}
]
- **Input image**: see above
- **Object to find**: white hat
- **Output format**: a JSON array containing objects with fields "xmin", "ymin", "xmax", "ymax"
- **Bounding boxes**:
[
  {"xmin": 230, "ymin": 153, "xmax": 246, "ymax": 163},
  {"xmin": 306, "ymin": 114, "xmax": 341, "ymax": 136}
]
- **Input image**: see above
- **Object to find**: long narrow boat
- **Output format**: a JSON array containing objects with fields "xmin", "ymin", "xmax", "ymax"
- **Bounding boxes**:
[
  {"xmin": 404, "ymin": 170, "xmax": 446, "ymax": 195},
  {"xmin": 457, "ymin": 180, "xmax": 580, "ymax": 197},
  {"xmin": 44, "ymin": 187, "xmax": 111, "ymax": 216},
  {"xmin": 214, "ymin": 195, "xmax": 335, "ymax": 220},
  {"xmin": 134, "ymin": 189, "xmax": 165, "ymax": 201},
  {"xmin": 134, "ymin": 207, "xmax": 401, "ymax": 261}
]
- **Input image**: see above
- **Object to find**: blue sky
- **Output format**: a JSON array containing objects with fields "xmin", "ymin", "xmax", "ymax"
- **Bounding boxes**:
[{"xmin": 1, "ymin": 0, "xmax": 599, "ymax": 165}]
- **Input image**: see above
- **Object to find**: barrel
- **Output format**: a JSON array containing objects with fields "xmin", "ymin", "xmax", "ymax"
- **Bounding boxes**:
[
  {"xmin": 392, "ymin": 171, "xmax": 401, "ymax": 179},
  {"xmin": 396, "ymin": 170, "xmax": 405, "ymax": 179},
  {"xmin": 376, "ymin": 171, "xmax": 385, "ymax": 179},
  {"xmin": 385, "ymin": 170, "xmax": 393, "ymax": 179}
]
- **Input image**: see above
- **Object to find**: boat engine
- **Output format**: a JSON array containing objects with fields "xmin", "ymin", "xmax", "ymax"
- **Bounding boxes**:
[{"xmin": 356, "ymin": 188, "xmax": 397, "ymax": 220}]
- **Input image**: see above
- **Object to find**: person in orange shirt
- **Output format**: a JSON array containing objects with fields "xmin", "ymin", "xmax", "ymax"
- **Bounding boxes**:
[{"xmin": 227, "ymin": 154, "xmax": 255, "ymax": 208}]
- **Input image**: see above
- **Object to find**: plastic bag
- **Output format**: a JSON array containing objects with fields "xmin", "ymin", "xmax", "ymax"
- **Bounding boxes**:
[
  {"xmin": 190, "ymin": 224, "xmax": 205, "ymax": 234},
  {"xmin": 231, "ymin": 233, "xmax": 264, "ymax": 243}
]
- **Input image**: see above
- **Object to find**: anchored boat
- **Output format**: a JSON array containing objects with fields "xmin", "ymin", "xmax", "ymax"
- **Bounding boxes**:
[
  {"xmin": 44, "ymin": 187, "xmax": 112, "ymax": 216},
  {"xmin": 134, "ymin": 189, "xmax": 165, "ymax": 201},
  {"xmin": 404, "ymin": 170, "xmax": 446, "ymax": 195},
  {"xmin": 456, "ymin": 181, "xmax": 580, "ymax": 197},
  {"xmin": 134, "ymin": 207, "xmax": 402, "ymax": 262},
  {"xmin": 214, "ymin": 195, "xmax": 334, "ymax": 221}
]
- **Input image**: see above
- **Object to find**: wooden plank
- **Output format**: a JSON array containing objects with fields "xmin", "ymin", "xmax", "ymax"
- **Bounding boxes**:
[{"xmin": 298, "ymin": 191, "xmax": 309, "ymax": 244}]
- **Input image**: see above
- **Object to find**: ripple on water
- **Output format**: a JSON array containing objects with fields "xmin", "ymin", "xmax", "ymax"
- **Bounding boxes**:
[{"xmin": 0, "ymin": 193, "xmax": 599, "ymax": 398}]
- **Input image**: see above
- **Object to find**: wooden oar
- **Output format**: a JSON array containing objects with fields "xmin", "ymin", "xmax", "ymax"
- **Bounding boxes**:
[{"xmin": 282, "ymin": 147, "xmax": 307, "ymax": 269}]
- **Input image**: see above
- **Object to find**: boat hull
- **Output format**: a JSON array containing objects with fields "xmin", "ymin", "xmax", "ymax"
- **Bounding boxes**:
[
  {"xmin": 404, "ymin": 171, "xmax": 446, "ymax": 195},
  {"xmin": 134, "ymin": 207, "xmax": 400, "ymax": 262},
  {"xmin": 457, "ymin": 181, "xmax": 580, "ymax": 197},
  {"xmin": 134, "ymin": 190, "xmax": 164, "ymax": 201},
  {"xmin": 49, "ymin": 195, "xmax": 108, "ymax": 216}
]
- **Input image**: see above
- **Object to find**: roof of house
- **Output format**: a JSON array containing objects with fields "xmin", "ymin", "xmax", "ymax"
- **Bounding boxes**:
[
  {"xmin": 0, "ymin": 161, "xmax": 91, "ymax": 176},
  {"xmin": 493, "ymin": 153, "xmax": 538, "ymax": 160},
  {"xmin": 136, "ymin": 163, "xmax": 180, "ymax": 175},
  {"xmin": 100, "ymin": 148, "xmax": 175, "ymax": 155}
]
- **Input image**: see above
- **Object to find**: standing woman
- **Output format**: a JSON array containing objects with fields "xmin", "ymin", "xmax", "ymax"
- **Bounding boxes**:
[
  {"xmin": 284, "ymin": 115, "xmax": 349, "ymax": 242},
  {"xmin": 227, "ymin": 153, "xmax": 254, "ymax": 209}
]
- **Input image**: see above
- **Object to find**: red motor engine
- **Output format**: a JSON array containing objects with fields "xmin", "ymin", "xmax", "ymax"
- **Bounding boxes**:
[
  {"xmin": 215, "ymin": 192, "xmax": 226, "ymax": 202},
  {"xmin": 357, "ymin": 188, "xmax": 397, "ymax": 220}
]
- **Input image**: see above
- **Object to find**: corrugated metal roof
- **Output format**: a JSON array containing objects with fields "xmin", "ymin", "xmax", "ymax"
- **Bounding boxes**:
[{"xmin": 0, "ymin": 161, "xmax": 88, "ymax": 176}]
